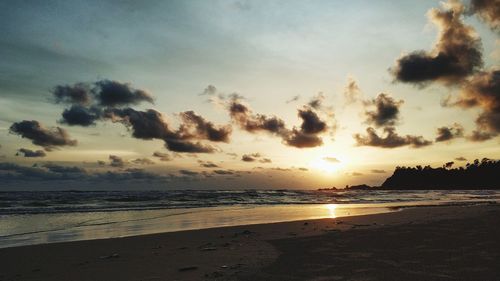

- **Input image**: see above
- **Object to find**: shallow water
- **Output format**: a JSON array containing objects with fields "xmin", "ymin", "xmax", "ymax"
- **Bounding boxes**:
[{"xmin": 1, "ymin": 189, "xmax": 499, "ymax": 248}]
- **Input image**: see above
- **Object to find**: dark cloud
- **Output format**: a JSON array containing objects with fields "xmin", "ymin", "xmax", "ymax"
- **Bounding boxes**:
[
  {"xmin": 391, "ymin": 2, "xmax": 483, "ymax": 85},
  {"xmin": 468, "ymin": 0, "xmax": 500, "ymax": 31},
  {"xmin": 444, "ymin": 70, "xmax": 500, "ymax": 138},
  {"xmin": 60, "ymin": 105, "xmax": 102, "ymax": 126},
  {"xmin": 164, "ymin": 140, "xmax": 215, "ymax": 153},
  {"xmin": 152, "ymin": 151, "xmax": 171, "ymax": 161},
  {"xmin": 9, "ymin": 120, "xmax": 77, "ymax": 151},
  {"xmin": 97, "ymin": 160, "xmax": 106, "ymax": 166},
  {"xmin": 444, "ymin": 161, "xmax": 455, "ymax": 168},
  {"xmin": 178, "ymin": 111, "xmax": 231, "ymax": 142},
  {"xmin": 109, "ymin": 155, "xmax": 126, "ymax": 168},
  {"xmin": 435, "ymin": 123, "xmax": 464, "ymax": 142},
  {"xmin": 52, "ymin": 80, "xmax": 154, "ymax": 108},
  {"xmin": 226, "ymin": 95, "xmax": 330, "ymax": 148},
  {"xmin": 42, "ymin": 163, "xmax": 86, "ymax": 174},
  {"xmin": 213, "ymin": 169, "xmax": 234, "ymax": 175},
  {"xmin": 371, "ymin": 169, "xmax": 387, "ymax": 173},
  {"xmin": 455, "ymin": 156, "xmax": 467, "ymax": 161},
  {"xmin": 93, "ymin": 80, "xmax": 154, "ymax": 107},
  {"xmin": 242, "ymin": 153, "xmax": 261, "ymax": 162},
  {"xmin": 0, "ymin": 162, "xmax": 168, "ymax": 183},
  {"xmin": 284, "ymin": 108, "xmax": 327, "ymax": 148},
  {"xmin": 467, "ymin": 129, "xmax": 497, "ymax": 141},
  {"xmin": 52, "ymin": 83, "xmax": 91, "ymax": 105},
  {"xmin": 16, "ymin": 148, "xmax": 46, "ymax": 158},
  {"xmin": 354, "ymin": 127, "xmax": 432, "ymax": 148},
  {"xmin": 179, "ymin": 169, "xmax": 199, "ymax": 176},
  {"xmin": 104, "ymin": 108, "xmax": 218, "ymax": 153},
  {"xmin": 364, "ymin": 93, "xmax": 403, "ymax": 127}
]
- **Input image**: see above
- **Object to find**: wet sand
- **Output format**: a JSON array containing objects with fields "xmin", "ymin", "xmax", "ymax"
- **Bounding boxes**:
[{"xmin": 0, "ymin": 204, "xmax": 499, "ymax": 281}]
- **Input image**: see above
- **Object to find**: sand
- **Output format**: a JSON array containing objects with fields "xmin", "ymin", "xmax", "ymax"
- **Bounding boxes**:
[{"xmin": 0, "ymin": 204, "xmax": 499, "ymax": 281}]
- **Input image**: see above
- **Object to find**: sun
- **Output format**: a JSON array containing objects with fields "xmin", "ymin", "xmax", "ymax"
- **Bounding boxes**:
[{"xmin": 310, "ymin": 156, "xmax": 343, "ymax": 173}]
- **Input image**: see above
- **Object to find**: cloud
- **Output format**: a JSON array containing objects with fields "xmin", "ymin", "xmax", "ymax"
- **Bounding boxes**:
[
  {"xmin": 178, "ymin": 111, "xmax": 232, "ymax": 142},
  {"xmin": 16, "ymin": 148, "xmax": 46, "ymax": 158},
  {"xmin": 468, "ymin": 0, "xmax": 500, "ymax": 32},
  {"xmin": 308, "ymin": 93, "xmax": 325, "ymax": 110},
  {"xmin": 9, "ymin": 120, "xmax": 77, "ymax": 151},
  {"xmin": 444, "ymin": 70, "xmax": 500, "ymax": 138},
  {"xmin": 198, "ymin": 160, "xmax": 219, "ymax": 168},
  {"xmin": 131, "ymin": 158, "xmax": 155, "ymax": 165},
  {"xmin": 371, "ymin": 169, "xmax": 387, "ymax": 173},
  {"xmin": 391, "ymin": 1, "xmax": 483, "ymax": 85},
  {"xmin": 93, "ymin": 80, "xmax": 154, "ymax": 107},
  {"xmin": 52, "ymin": 80, "xmax": 154, "ymax": 107},
  {"xmin": 242, "ymin": 153, "xmax": 261, "ymax": 162},
  {"xmin": 344, "ymin": 77, "xmax": 361, "ymax": 104},
  {"xmin": 435, "ymin": 123, "xmax": 464, "ymax": 142},
  {"xmin": 104, "ymin": 108, "xmax": 218, "ymax": 153},
  {"xmin": 109, "ymin": 155, "xmax": 126, "ymax": 167},
  {"xmin": 286, "ymin": 95, "xmax": 300, "ymax": 104},
  {"xmin": 42, "ymin": 163, "xmax": 86, "ymax": 174},
  {"xmin": 164, "ymin": 140, "xmax": 216, "ymax": 153},
  {"xmin": 60, "ymin": 105, "xmax": 102, "ymax": 126},
  {"xmin": 354, "ymin": 127, "xmax": 432, "ymax": 148},
  {"xmin": 323, "ymin": 157, "xmax": 340, "ymax": 163},
  {"xmin": 152, "ymin": 151, "xmax": 171, "ymax": 161},
  {"xmin": 224, "ymin": 93, "xmax": 331, "ymax": 148},
  {"xmin": 455, "ymin": 156, "xmax": 467, "ymax": 161},
  {"xmin": 259, "ymin": 158, "xmax": 272, "ymax": 163},
  {"xmin": 284, "ymin": 108, "xmax": 328, "ymax": 148},
  {"xmin": 53, "ymin": 83, "xmax": 92, "ymax": 105},
  {"xmin": 228, "ymin": 98, "xmax": 288, "ymax": 136},
  {"xmin": 179, "ymin": 169, "xmax": 199, "ymax": 176},
  {"xmin": 52, "ymin": 80, "xmax": 155, "ymax": 127},
  {"xmin": 213, "ymin": 169, "xmax": 234, "ymax": 175},
  {"xmin": 0, "ymin": 162, "xmax": 169, "ymax": 183},
  {"xmin": 364, "ymin": 93, "xmax": 403, "ymax": 127},
  {"xmin": 467, "ymin": 129, "xmax": 497, "ymax": 141}
]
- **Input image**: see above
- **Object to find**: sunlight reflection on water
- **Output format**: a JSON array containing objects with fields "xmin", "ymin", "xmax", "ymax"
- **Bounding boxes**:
[{"xmin": 0, "ymin": 203, "xmax": 392, "ymax": 248}]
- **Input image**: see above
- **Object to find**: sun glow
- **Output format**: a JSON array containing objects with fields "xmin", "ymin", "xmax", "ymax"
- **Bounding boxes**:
[{"xmin": 310, "ymin": 156, "xmax": 344, "ymax": 173}]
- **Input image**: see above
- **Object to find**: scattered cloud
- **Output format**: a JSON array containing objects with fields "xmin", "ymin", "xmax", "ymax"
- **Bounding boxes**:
[
  {"xmin": 131, "ymin": 158, "xmax": 155, "ymax": 165},
  {"xmin": 391, "ymin": 1, "xmax": 483, "ymax": 85},
  {"xmin": 354, "ymin": 127, "xmax": 432, "ymax": 148},
  {"xmin": 152, "ymin": 151, "xmax": 171, "ymax": 161},
  {"xmin": 9, "ymin": 120, "xmax": 77, "ymax": 151},
  {"xmin": 468, "ymin": 0, "xmax": 500, "ymax": 32},
  {"xmin": 364, "ymin": 93, "xmax": 403, "ymax": 127},
  {"xmin": 109, "ymin": 155, "xmax": 126, "ymax": 168},
  {"xmin": 344, "ymin": 77, "xmax": 361, "ymax": 104},
  {"xmin": 16, "ymin": 148, "xmax": 46, "ymax": 158},
  {"xmin": 435, "ymin": 123, "xmax": 464, "ymax": 142}
]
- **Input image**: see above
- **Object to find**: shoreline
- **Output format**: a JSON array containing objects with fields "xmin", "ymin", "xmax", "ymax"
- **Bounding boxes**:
[{"xmin": 1, "ymin": 204, "xmax": 499, "ymax": 280}]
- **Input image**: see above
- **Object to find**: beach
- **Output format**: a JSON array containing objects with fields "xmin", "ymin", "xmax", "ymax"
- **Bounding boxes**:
[{"xmin": 1, "ymin": 204, "xmax": 499, "ymax": 281}]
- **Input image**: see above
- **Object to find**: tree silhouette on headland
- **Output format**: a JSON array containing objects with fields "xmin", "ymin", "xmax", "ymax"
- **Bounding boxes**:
[{"xmin": 381, "ymin": 158, "xmax": 500, "ymax": 190}]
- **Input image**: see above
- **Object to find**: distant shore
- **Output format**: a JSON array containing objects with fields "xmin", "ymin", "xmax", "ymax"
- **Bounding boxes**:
[{"xmin": 1, "ymin": 204, "xmax": 499, "ymax": 280}]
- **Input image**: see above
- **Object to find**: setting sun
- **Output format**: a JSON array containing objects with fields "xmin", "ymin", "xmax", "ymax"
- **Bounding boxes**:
[{"xmin": 311, "ymin": 156, "xmax": 344, "ymax": 173}]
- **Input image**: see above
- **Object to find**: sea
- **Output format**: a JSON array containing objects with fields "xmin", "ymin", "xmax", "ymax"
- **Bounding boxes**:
[{"xmin": 1, "ymin": 189, "xmax": 499, "ymax": 248}]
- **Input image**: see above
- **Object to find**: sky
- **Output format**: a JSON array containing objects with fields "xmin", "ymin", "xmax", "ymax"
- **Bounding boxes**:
[{"xmin": 0, "ymin": 0, "xmax": 498, "ymax": 190}]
